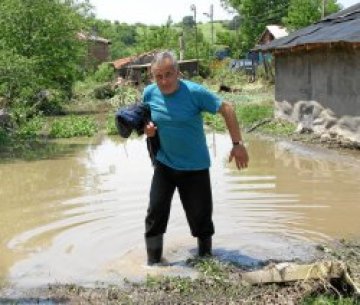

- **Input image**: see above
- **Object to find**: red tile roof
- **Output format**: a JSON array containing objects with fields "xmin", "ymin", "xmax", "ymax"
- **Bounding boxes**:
[
  {"xmin": 112, "ymin": 50, "xmax": 159, "ymax": 70},
  {"xmin": 112, "ymin": 56, "xmax": 134, "ymax": 69}
]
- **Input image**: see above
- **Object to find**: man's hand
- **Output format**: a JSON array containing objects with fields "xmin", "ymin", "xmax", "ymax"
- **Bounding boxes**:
[
  {"xmin": 144, "ymin": 121, "xmax": 157, "ymax": 137},
  {"xmin": 229, "ymin": 145, "xmax": 249, "ymax": 170}
]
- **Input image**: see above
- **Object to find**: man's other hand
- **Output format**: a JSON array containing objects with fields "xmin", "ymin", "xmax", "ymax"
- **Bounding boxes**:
[{"xmin": 144, "ymin": 121, "xmax": 157, "ymax": 137}]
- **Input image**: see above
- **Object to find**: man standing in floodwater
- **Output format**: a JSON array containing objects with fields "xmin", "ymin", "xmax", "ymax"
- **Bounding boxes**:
[{"xmin": 143, "ymin": 51, "xmax": 249, "ymax": 265}]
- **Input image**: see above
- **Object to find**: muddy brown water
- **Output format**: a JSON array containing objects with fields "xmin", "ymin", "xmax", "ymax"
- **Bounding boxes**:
[{"xmin": 1, "ymin": 134, "xmax": 360, "ymax": 291}]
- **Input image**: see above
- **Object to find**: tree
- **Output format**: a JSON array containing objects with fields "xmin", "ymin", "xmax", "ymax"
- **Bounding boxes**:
[
  {"xmin": 221, "ymin": 0, "xmax": 290, "ymax": 55},
  {"xmin": 135, "ymin": 26, "xmax": 180, "ymax": 53},
  {"xmin": 283, "ymin": 0, "xmax": 341, "ymax": 30},
  {"xmin": 216, "ymin": 31, "xmax": 241, "ymax": 58},
  {"xmin": 0, "ymin": 0, "xmax": 89, "ymax": 101},
  {"xmin": 227, "ymin": 15, "xmax": 242, "ymax": 30}
]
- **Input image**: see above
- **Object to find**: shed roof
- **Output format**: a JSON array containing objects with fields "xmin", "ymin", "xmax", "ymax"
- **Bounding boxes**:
[
  {"xmin": 128, "ymin": 59, "xmax": 199, "ymax": 69},
  {"xmin": 112, "ymin": 50, "xmax": 158, "ymax": 70},
  {"xmin": 265, "ymin": 25, "xmax": 289, "ymax": 39},
  {"xmin": 77, "ymin": 32, "xmax": 111, "ymax": 44},
  {"xmin": 113, "ymin": 56, "xmax": 133, "ymax": 70},
  {"xmin": 255, "ymin": 3, "xmax": 360, "ymax": 52}
]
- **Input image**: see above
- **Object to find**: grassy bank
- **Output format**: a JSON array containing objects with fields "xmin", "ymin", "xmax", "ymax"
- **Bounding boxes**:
[{"xmin": 28, "ymin": 252, "xmax": 359, "ymax": 305}]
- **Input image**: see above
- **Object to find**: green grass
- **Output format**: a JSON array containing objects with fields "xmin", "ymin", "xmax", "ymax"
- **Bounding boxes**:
[
  {"xmin": 301, "ymin": 295, "xmax": 358, "ymax": 305},
  {"xmin": 49, "ymin": 115, "xmax": 98, "ymax": 138},
  {"xmin": 259, "ymin": 119, "xmax": 296, "ymax": 135},
  {"xmin": 236, "ymin": 103, "xmax": 273, "ymax": 126},
  {"xmin": 204, "ymin": 102, "xmax": 274, "ymax": 131},
  {"xmin": 106, "ymin": 111, "xmax": 118, "ymax": 135}
]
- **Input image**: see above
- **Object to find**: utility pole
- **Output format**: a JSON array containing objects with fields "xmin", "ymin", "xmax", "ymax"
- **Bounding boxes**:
[
  {"xmin": 321, "ymin": 0, "xmax": 327, "ymax": 19},
  {"xmin": 204, "ymin": 4, "xmax": 214, "ymax": 59},
  {"xmin": 179, "ymin": 32, "xmax": 185, "ymax": 61},
  {"xmin": 210, "ymin": 4, "xmax": 214, "ymax": 51},
  {"xmin": 190, "ymin": 4, "xmax": 198, "ymax": 60}
]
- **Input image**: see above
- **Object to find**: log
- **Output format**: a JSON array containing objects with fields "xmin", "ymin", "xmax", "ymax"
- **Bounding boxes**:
[
  {"xmin": 242, "ymin": 260, "xmax": 360, "ymax": 295},
  {"xmin": 246, "ymin": 118, "xmax": 272, "ymax": 133}
]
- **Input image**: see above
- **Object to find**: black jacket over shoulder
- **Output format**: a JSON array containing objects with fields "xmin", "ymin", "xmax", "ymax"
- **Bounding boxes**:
[{"xmin": 115, "ymin": 102, "xmax": 160, "ymax": 164}]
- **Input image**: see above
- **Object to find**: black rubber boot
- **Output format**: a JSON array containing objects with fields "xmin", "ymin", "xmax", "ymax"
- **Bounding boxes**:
[
  {"xmin": 145, "ymin": 234, "xmax": 163, "ymax": 265},
  {"xmin": 197, "ymin": 236, "xmax": 212, "ymax": 257}
]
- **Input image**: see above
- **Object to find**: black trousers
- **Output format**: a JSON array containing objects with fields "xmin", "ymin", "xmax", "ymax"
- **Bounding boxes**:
[{"xmin": 145, "ymin": 161, "xmax": 215, "ymax": 239}]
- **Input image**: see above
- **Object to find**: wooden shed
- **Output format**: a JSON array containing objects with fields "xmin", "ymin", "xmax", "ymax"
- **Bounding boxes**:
[
  {"xmin": 112, "ymin": 50, "xmax": 158, "ymax": 82},
  {"xmin": 112, "ymin": 51, "xmax": 199, "ymax": 85}
]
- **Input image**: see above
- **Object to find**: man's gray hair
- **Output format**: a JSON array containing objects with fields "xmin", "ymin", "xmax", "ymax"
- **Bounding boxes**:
[{"xmin": 151, "ymin": 51, "xmax": 179, "ymax": 71}]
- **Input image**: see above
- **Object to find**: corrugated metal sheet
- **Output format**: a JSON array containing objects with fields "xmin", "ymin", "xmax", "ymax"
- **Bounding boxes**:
[{"xmin": 255, "ymin": 3, "xmax": 360, "ymax": 52}]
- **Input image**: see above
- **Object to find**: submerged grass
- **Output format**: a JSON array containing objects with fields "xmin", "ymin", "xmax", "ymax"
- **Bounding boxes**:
[{"xmin": 49, "ymin": 115, "xmax": 98, "ymax": 138}]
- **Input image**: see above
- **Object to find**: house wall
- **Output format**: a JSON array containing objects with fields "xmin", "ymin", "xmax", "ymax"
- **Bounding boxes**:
[
  {"xmin": 88, "ymin": 42, "xmax": 110, "ymax": 65},
  {"xmin": 275, "ymin": 48, "xmax": 360, "ymax": 116},
  {"xmin": 275, "ymin": 48, "xmax": 360, "ymax": 145}
]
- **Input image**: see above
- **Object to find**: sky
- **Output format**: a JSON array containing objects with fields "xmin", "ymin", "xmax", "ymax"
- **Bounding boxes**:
[{"xmin": 89, "ymin": 0, "xmax": 360, "ymax": 25}]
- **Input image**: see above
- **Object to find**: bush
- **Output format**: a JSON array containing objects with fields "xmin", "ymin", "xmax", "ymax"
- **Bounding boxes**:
[
  {"xmin": 199, "ymin": 61, "xmax": 211, "ymax": 78},
  {"xmin": 0, "ymin": 127, "xmax": 10, "ymax": 145},
  {"xmin": 209, "ymin": 60, "xmax": 248, "ymax": 88},
  {"xmin": 93, "ymin": 63, "xmax": 115, "ymax": 83},
  {"xmin": 36, "ymin": 89, "xmax": 66, "ymax": 115},
  {"xmin": 15, "ymin": 116, "xmax": 45, "ymax": 139},
  {"xmin": 109, "ymin": 86, "xmax": 140, "ymax": 108},
  {"xmin": 93, "ymin": 83, "xmax": 115, "ymax": 100},
  {"xmin": 8, "ymin": 98, "xmax": 38, "ymax": 126}
]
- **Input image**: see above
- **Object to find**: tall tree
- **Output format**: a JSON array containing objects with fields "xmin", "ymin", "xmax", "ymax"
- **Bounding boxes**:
[{"xmin": 283, "ymin": 0, "xmax": 341, "ymax": 30}]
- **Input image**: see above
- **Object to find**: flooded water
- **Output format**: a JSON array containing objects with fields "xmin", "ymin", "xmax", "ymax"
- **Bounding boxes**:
[{"xmin": 1, "ymin": 134, "xmax": 360, "ymax": 290}]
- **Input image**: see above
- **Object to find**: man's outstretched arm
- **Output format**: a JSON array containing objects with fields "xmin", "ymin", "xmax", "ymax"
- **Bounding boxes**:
[{"xmin": 218, "ymin": 101, "xmax": 249, "ymax": 170}]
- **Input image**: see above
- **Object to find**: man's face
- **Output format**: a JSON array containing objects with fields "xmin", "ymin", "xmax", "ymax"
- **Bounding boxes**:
[{"xmin": 152, "ymin": 58, "xmax": 179, "ymax": 95}]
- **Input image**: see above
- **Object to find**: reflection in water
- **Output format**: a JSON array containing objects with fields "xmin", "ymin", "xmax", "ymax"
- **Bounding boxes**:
[{"xmin": 0, "ymin": 134, "xmax": 360, "ymax": 288}]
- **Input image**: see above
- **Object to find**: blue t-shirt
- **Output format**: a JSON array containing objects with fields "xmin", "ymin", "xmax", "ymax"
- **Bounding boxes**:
[{"xmin": 143, "ymin": 79, "xmax": 222, "ymax": 170}]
